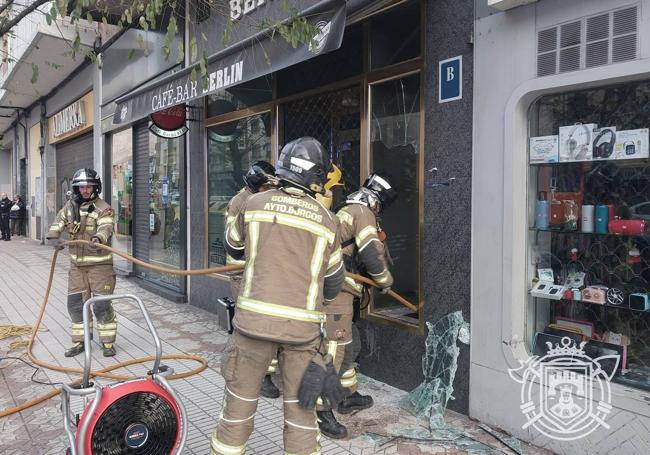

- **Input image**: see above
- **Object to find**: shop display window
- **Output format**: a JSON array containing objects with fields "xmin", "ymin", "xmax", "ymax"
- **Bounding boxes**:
[
  {"xmin": 109, "ymin": 128, "xmax": 133, "ymax": 273},
  {"xmin": 143, "ymin": 134, "xmax": 185, "ymax": 290},
  {"xmin": 369, "ymin": 0, "xmax": 420, "ymax": 70},
  {"xmin": 368, "ymin": 73, "xmax": 421, "ymax": 324},
  {"xmin": 207, "ymin": 113, "xmax": 272, "ymax": 267},
  {"xmin": 528, "ymin": 80, "xmax": 650, "ymax": 391}
]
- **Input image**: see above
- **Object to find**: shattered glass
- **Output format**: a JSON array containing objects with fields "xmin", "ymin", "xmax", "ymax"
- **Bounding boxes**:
[
  {"xmin": 367, "ymin": 311, "xmax": 524, "ymax": 454},
  {"xmin": 403, "ymin": 310, "xmax": 470, "ymax": 430}
]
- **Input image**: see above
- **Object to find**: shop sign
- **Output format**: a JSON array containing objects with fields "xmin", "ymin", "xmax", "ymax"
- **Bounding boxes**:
[
  {"xmin": 439, "ymin": 56, "xmax": 462, "ymax": 103},
  {"xmin": 149, "ymin": 104, "xmax": 188, "ymax": 138},
  {"xmin": 53, "ymin": 100, "xmax": 86, "ymax": 138},
  {"xmin": 114, "ymin": 0, "xmax": 346, "ymax": 124},
  {"xmin": 48, "ymin": 92, "xmax": 94, "ymax": 144}
]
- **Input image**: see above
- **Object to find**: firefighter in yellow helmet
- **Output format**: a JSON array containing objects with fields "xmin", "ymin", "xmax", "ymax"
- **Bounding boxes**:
[
  {"xmin": 46, "ymin": 168, "xmax": 117, "ymax": 357},
  {"xmin": 211, "ymin": 137, "xmax": 346, "ymax": 455},
  {"xmin": 317, "ymin": 172, "xmax": 397, "ymax": 439},
  {"xmin": 224, "ymin": 160, "xmax": 281, "ymax": 399}
]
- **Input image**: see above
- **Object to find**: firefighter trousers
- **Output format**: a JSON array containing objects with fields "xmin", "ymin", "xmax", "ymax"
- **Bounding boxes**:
[
  {"xmin": 316, "ymin": 302, "xmax": 359, "ymax": 412},
  {"xmin": 212, "ymin": 330, "xmax": 321, "ymax": 455},
  {"xmin": 67, "ymin": 264, "xmax": 117, "ymax": 344},
  {"xmin": 231, "ymin": 277, "xmax": 278, "ymax": 377}
]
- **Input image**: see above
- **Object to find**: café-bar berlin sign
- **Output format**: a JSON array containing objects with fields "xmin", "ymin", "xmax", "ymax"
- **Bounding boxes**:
[{"xmin": 114, "ymin": 0, "xmax": 346, "ymax": 125}]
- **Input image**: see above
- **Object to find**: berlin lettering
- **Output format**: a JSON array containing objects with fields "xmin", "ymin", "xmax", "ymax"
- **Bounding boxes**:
[
  {"xmin": 230, "ymin": 0, "xmax": 272, "ymax": 21},
  {"xmin": 53, "ymin": 101, "xmax": 86, "ymax": 138},
  {"xmin": 207, "ymin": 61, "xmax": 244, "ymax": 93}
]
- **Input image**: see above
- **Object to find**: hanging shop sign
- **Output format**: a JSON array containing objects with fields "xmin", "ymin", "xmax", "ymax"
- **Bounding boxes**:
[
  {"xmin": 149, "ymin": 104, "xmax": 188, "ymax": 138},
  {"xmin": 113, "ymin": 0, "xmax": 346, "ymax": 124},
  {"xmin": 48, "ymin": 92, "xmax": 94, "ymax": 144}
]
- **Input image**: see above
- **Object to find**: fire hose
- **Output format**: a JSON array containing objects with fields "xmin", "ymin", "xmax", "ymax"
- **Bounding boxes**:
[{"xmin": 0, "ymin": 239, "xmax": 416, "ymax": 418}]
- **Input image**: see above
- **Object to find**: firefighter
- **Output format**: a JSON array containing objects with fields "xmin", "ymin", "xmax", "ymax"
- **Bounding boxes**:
[
  {"xmin": 317, "ymin": 172, "xmax": 397, "ymax": 439},
  {"xmin": 225, "ymin": 159, "xmax": 281, "ymax": 399},
  {"xmin": 46, "ymin": 168, "xmax": 118, "ymax": 357},
  {"xmin": 212, "ymin": 137, "xmax": 346, "ymax": 455}
]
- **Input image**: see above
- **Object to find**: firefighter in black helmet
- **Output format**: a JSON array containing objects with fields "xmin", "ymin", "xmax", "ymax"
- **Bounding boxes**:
[
  {"xmin": 212, "ymin": 137, "xmax": 346, "ymax": 455},
  {"xmin": 317, "ymin": 171, "xmax": 397, "ymax": 439},
  {"xmin": 46, "ymin": 168, "xmax": 118, "ymax": 357},
  {"xmin": 224, "ymin": 160, "xmax": 281, "ymax": 399}
]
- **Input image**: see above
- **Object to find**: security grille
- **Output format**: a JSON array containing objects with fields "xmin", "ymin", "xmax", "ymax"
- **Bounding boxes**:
[
  {"xmin": 55, "ymin": 133, "xmax": 93, "ymax": 211},
  {"xmin": 282, "ymin": 86, "xmax": 361, "ymax": 190},
  {"xmin": 536, "ymin": 5, "xmax": 638, "ymax": 77}
]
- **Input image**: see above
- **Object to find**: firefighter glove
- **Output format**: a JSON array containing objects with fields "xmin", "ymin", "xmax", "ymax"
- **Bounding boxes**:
[
  {"xmin": 50, "ymin": 239, "xmax": 65, "ymax": 251},
  {"xmin": 89, "ymin": 236, "xmax": 102, "ymax": 252},
  {"xmin": 298, "ymin": 354, "xmax": 328, "ymax": 409},
  {"xmin": 322, "ymin": 356, "xmax": 347, "ymax": 406}
]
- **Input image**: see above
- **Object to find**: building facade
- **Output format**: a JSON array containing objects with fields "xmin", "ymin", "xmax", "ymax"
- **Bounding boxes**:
[
  {"xmin": 473, "ymin": 0, "xmax": 650, "ymax": 452},
  {"xmin": 1, "ymin": 0, "xmax": 475, "ymax": 418}
]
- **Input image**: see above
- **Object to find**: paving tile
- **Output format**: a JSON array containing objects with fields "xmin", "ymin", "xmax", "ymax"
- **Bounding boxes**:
[{"xmin": 0, "ymin": 239, "xmax": 551, "ymax": 455}]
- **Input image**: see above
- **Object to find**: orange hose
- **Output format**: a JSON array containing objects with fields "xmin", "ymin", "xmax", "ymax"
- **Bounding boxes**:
[{"xmin": 1, "ymin": 240, "xmax": 416, "ymax": 418}]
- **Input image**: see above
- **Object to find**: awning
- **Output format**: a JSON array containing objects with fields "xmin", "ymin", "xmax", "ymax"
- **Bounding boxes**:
[{"xmin": 113, "ymin": 0, "xmax": 347, "ymax": 125}]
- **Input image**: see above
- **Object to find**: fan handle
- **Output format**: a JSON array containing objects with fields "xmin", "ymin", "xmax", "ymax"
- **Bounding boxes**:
[{"xmin": 82, "ymin": 294, "xmax": 163, "ymax": 387}]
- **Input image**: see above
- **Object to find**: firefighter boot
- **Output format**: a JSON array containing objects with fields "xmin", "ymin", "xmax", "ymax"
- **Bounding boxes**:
[
  {"xmin": 317, "ymin": 410, "xmax": 348, "ymax": 439},
  {"xmin": 102, "ymin": 343, "xmax": 116, "ymax": 357},
  {"xmin": 337, "ymin": 391, "xmax": 374, "ymax": 414},
  {"xmin": 64, "ymin": 342, "xmax": 85, "ymax": 357},
  {"xmin": 260, "ymin": 374, "xmax": 280, "ymax": 398}
]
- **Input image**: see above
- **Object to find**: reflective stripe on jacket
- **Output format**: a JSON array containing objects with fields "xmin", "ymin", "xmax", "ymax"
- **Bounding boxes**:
[
  {"xmin": 46, "ymin": 198, "xmax": 114, "ymax": 267},
  {"xmin": 335, "ymin": 203, "xmax": 393, "ymax": 308},
  {"xmin": 225, "ymin": 187, "xmax": 345, "ymax": 344}
]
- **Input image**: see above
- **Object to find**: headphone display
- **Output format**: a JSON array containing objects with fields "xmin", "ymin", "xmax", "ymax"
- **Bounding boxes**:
[
  {"xmin": 592, "ymin": 128, "xmax": 616, "ymax": 159},
  {"xmin": 566, "ymin": 123, "xmax": 591, "ymax": 160}
]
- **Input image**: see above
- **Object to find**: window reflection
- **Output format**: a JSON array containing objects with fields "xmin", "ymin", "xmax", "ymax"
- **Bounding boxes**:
[
  {"xmin": 110, "ymin": 129, "xmax": 133, "ymax": 273},
  {"xmin": 369, "ymin": 73, "xmax": 421, "ymax": 321},
  {"xmin": 207, "ymin": 113, "xmax": 272, "ymax": 266},
  {"xmin": 144, "ymin": 134, "xmax": 184, "ymax": 290}
]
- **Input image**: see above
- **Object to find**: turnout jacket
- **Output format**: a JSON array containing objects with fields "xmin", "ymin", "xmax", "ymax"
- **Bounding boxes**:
[
  {"xmin": 46, "ymin": 198, "xmax": 115, "ymax": 267},
  {"xmin": 336, "ymin": 203, "xmax": 393, "ymax": 307},
  {"xmin": 225, "ymin": 186, "xmax": 346, "ymax": 344},
  {"xmin": 224, "ymin": 187, "xmax": 253, "ymax": 278}
]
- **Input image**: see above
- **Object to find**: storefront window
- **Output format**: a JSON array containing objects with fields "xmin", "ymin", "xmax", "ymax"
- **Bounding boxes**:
[
  {"xmin": 282, "ymin": 86, "xmax": 361, "ymax": 203},
  {"xmin": 207, "ymin": 113, "xmax": 272, "ymax": 266},
  {"xmin": 110, "ymin": 129, "xmax": 133, "ymax": 273},
  {"xmin": 144, "ymin": 134, "xmax": 185, "ymax": 290},
  {"xmin": 369, "ymin": 73, "xmax": 421, "ymax": 323},
  {"xmin": 527, "ymin": 80, "xmax": 650, "ymax": 391},
  {"xmin": 369, "ymin": 0, "xmax": 421, "ymax": 70}
]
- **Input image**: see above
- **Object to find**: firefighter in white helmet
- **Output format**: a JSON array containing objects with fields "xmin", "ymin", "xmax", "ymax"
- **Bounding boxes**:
[{"xmin": 317, "ymin": 172, "xmax": 397, "ymax": 438}]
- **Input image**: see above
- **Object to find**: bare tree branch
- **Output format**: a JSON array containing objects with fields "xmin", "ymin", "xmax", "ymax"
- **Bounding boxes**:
[{"xmin": 0, "ymin": 0, "xmax": 50, "ymax": 38}]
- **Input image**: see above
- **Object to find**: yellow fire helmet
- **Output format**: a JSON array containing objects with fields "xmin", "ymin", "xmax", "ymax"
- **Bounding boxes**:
[{"xmin": 316, "ymin": 163, "xmax": 344, "ymax": 209}]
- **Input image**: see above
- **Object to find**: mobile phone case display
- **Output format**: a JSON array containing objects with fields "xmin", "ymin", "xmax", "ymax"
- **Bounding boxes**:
[{"xmin": 529, "ymin": 161, "xmax": 650, "ymax": 390}]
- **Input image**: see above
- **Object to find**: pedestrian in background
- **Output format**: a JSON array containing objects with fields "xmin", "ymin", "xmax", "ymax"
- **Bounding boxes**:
[
  {"xmin": 10, "ymin": 195, "xmax": 26, "ymax": 237},
  {"xmin": 0, "ymin": 192, "xmax": 13, "ymax": 241}
]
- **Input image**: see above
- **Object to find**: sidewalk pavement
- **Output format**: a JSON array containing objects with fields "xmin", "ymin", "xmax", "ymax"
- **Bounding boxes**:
[{"xmin": 0, "ymin": 238, "xmax": 552, "ymax": 455}]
